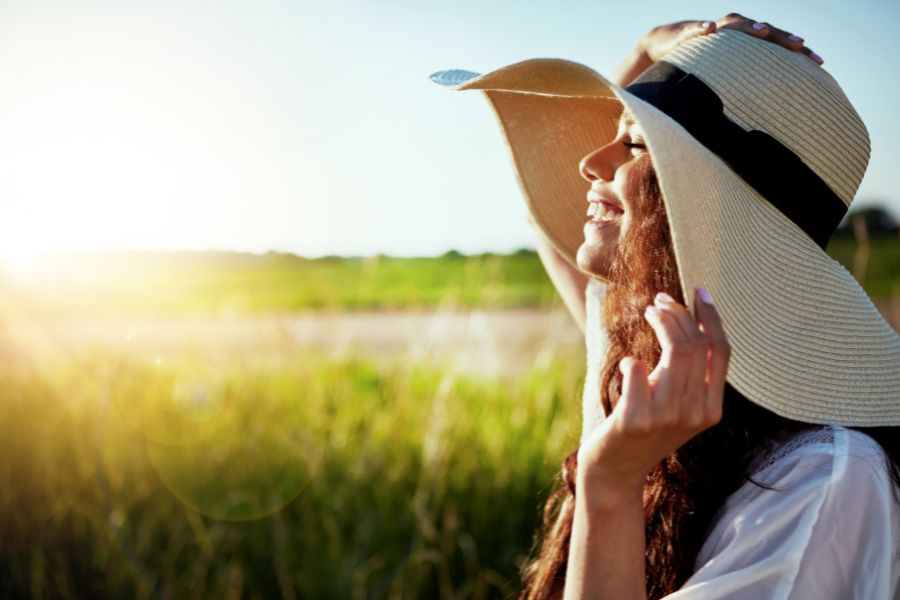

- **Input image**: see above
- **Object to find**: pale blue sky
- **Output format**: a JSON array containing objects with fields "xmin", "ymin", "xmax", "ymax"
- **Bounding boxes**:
[{"xmin": 0, "ymin": 0, "xmax": 897, "ymax": 262}]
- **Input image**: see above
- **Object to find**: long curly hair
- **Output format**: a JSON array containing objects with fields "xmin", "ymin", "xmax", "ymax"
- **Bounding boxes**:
[{"xmin": 517, "ymin": 154, "xmax": 900, "ymax": 599}]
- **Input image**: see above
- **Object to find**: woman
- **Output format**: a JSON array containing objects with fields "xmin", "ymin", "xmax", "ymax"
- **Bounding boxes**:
[{"xmin": 431, "ymin": 13, "xmax": 900, "ymax": 599}]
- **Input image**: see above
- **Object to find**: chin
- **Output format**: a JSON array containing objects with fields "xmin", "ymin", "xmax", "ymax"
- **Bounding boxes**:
[{"xmin": 576, "ymin": 241, "xmax": 613, "ymax": 280}]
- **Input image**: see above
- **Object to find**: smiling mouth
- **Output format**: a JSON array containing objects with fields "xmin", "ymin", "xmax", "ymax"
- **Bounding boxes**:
[{"xmin": 586, "ymin": 201, "xmax": 624, "ymax": 222}]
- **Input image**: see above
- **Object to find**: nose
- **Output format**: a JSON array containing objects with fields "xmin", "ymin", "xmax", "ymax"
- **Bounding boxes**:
[{"xmin": 578, "ymin": 140, "xmax": 617, "ymax": 183}]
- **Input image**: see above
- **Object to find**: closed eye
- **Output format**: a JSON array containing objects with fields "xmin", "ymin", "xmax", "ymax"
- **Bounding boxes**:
[{"xmin": 622, "ymin": 141, "xmax": 646, "ymax": 150}]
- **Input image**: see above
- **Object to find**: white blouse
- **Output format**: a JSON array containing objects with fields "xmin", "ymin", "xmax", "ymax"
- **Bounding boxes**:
[
  {"xmin": 580, "ymin": 280, "xmax": 900, "ymax": 599},
  {"xmin": 580, "ymin": 279, "xmax": 611, "ymax": 445}
]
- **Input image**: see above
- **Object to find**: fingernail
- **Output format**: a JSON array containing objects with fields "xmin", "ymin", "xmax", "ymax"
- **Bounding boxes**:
[
  {"xmin": 700, "ymin": 20, "xmax": 713, "ymax": 29},
  {"xmin": 752, "ymin": 22, "xmax": 767, "ymax": 31},
  {"xmin": 654, "ymin": 292, "xmax": 674, "ymax": 305},
  {"xmin": 645, "ymin": 305, "xmax": 661, "ymax": 318},
  {"xmin": 810, "ymin": 52, "xmax": 824, "ymax": 64},
  {"xmin": 788, "ymin": 34, "xmax": 803, "ymax": 42},
  {"xmin": 698, "ymin": 287, "xmax": 713, "ymax": 304}
]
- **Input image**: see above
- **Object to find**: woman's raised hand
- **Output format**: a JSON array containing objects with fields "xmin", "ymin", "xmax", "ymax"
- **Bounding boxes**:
[
  {"xmin": 576, "ymin": 287, "xmax": 731, "ymax": 508},
  {"xmin": 641, "ymin": 13, "xmax": 823, "ymax": 65}
]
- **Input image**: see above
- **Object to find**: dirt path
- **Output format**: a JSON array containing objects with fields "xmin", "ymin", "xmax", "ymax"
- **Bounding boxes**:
[
  {"xmin": 0, "ymin": 309, "xmax": 586, "ymax": 376},
  {"xmin": 3, "ymin": 300, "xmax": 897, "ymax": 377}
]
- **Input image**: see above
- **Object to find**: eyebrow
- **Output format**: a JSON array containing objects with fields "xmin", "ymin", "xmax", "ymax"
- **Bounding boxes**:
[{"xmin": 621, "ymin": 112, "xmax": 637, "ymax": 128}]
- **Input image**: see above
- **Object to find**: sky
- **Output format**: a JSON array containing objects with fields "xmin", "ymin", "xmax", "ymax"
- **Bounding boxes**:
[{"xmin": 0, "ymin": 0, "xmax": 898, "ymax": 265}]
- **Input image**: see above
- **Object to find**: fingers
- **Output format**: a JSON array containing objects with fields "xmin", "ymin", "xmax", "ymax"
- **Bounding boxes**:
[
  {"xmin": 643, "ymin": 301, "xmax": 692, "ymax": 411},
  {"xmin": 678, "ymin": 19, "xmax": 717, "ymax": 45},
  {"xmin": 653, "ymin": 293, "xmax": 708, "ymax": 411},
  {"xmin": 615, "ymin": 356, "xmax": 653, "ymax": 432},
  {"xmin": 797, "ymin": 46, "xmax": 825, "ymax": 66},
  {"xmin": 715, "ymin": 13, "xmax": 823, "ymax": 66},
  {"xmin": 651, "ymin": 292, "xmax": 693, "ymax": 339},
  {"xmin": 698, "ymin": 20, "xmax": 716, "ymax": 34},
  {"xmin": 640, "ymin": 288, "xmax": 731, "ymax": 429},
  {"xmin": 620, "ymin": 357, "xmax": 651, "ymax": 398}
]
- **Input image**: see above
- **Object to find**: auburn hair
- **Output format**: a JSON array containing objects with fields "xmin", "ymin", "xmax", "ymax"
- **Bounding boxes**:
[{"xmin": 517, "ymin": 154, "xmax": 900, "ymax": 599}]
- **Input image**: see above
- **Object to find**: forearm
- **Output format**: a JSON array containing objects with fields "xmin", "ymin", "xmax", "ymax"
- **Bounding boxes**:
[
  {"xmin": 563, "ymin": 483, "xmax": 646, "ymax": 600},
  {"xmin": 529, "ymin": 218, "xmax": 587, "ymax": 333},
  {"xmin": 609, "ymin": 40, "xmax": 652, "ymax": 87}
]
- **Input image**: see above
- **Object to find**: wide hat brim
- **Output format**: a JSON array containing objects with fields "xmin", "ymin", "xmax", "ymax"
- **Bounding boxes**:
[{"xmin": 431, "ymin": 56, "xmax": 900, "ymax": 426}]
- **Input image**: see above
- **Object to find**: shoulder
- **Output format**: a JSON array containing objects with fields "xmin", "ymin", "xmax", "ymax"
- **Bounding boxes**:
[
  {"xmin": 669, "ymin": 426, "xmax": 900, "ymax": 599},
  {"xmin": 744, "ymin": 425, "xmax": 894, "ymax": 502},
  {"xmin": 718, "ymin": 425, "xmax": 896, "ymax": 533},
  {"xmin": 747, "ymin": 425, "xmax": 891, "ymax": 487}
]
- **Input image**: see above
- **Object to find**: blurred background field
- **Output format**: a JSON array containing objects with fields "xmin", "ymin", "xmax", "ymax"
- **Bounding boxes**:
[
  {"xmin": 1, "ymin": 231, "xmax": 898, "ymax": 599},
  {"xmin": 1, "ymin": 249, "xmax": 591, "ymax": 599},
  {"xmin": 0, "ymin": 347, "xmax": 585, "ymax": 599},
  {"xmin": 4, "ymin": 237, "xmax": 899, "ymax": 318},
  {"xmin": 3, "ymin": 1, "xmax": 900, "ymax": 597}
]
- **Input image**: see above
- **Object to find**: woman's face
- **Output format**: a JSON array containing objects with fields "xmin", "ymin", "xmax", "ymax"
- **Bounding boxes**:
[{"xmin": 575, "ymin": 112, "xmax": 648, "ymax": 279}]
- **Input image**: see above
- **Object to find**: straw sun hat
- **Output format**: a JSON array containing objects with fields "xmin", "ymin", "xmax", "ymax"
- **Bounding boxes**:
[{"xmin": 430, "ymin": 30, "xmax": 900, "ymax": 426}]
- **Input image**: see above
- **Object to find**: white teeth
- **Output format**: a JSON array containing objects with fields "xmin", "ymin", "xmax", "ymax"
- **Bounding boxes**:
[{"xmin": 587, "ymin": 202, "xmax": 620, "ymax": 222}]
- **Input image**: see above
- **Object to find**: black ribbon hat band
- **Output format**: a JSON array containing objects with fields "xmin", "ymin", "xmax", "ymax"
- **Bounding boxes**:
[{"xmin": 624, "ymin": 61, "xmax": 847, "ymax": 250}]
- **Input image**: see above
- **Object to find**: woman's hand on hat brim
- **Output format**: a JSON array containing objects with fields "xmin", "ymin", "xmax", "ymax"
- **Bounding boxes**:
[
  {"xmin": 637, "ymin": 14, "xmax": 822, "ymax": 73},
  {"xmin": 714, "ymin": 13, "xmax": 823, "ymax": 65},
  {"xmin": 576, "ymin": 287, "xmax": 731, "ymax": 509}
]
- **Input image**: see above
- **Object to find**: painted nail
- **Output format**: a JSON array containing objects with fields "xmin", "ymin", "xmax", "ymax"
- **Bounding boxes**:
[
  {"xmin": 698, "ymin": 287, "xmax": 713, "ymax": 304},
  {"xmin": 810, "ymin": 52, "xmax": 824, "ymax": 64},
  {"xmin": 788, "ymin": 34, "xmax": 803, "ymax": 42},
  {"xmin": 655, "ymin": 292, "xmax": 675, "ymax": 305},
  {"xmin": 752, "ymin": 22, "xmax": 767, "ymax": 31}
]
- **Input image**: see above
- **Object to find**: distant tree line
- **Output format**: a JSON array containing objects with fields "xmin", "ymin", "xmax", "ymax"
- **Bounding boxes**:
[{"xmin": 832, "ymin": 205, "xmax": 899, "ymax": 239}]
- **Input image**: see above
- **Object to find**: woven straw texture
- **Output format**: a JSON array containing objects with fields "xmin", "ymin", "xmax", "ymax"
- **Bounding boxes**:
[
  {"xmin": 432, "ymin": 31, "xmax": 900, "ymax": 425},
  {"xmin": 662, "ymin": 31, "xmax": 869, "ymax": 205}
]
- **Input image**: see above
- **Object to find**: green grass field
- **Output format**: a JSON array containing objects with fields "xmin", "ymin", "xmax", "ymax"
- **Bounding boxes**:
[
  {"xmin": 3, "ymin": 250, "xmax": 561, "ymax": 319},
  {"xmin": 4, "ymin": 238, "xmax": 898, "ymax": 318},
  {"xmin": 0, "ymin": 240, "xmax": 897, "ymax": 598},
  {"xmin": 0, "ymin": 346, "xmax": 585, "ymax": 599}
]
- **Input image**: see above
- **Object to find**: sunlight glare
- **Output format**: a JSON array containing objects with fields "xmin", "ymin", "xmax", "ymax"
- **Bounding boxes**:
[{"xmin": 0, "ymin": 245, "xmax": 43, "ymax": 280}]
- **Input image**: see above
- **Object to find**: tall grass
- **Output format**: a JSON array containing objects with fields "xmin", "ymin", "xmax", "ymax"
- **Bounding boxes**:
[
  {"xmin": 0, "ymin": 346, "xmax": 585, "ymax": 599},
  {"xmin": 1, "ymin": 240, "xmax": 896, "ymax": 598}
]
